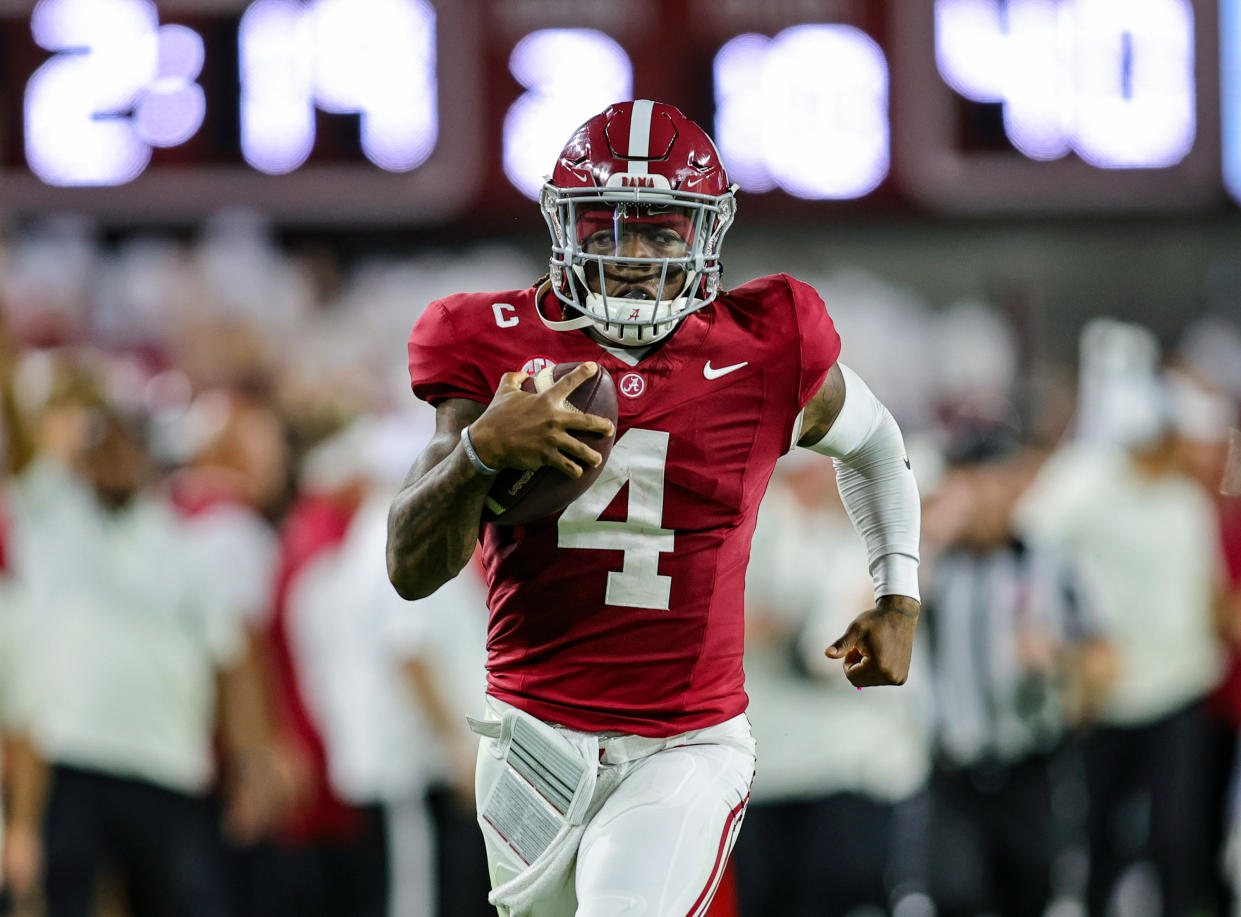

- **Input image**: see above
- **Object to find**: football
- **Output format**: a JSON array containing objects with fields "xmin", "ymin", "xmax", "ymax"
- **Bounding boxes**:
[{"xmin": 482, "ymin": 362, "xmax": 618, "ymax": 526}]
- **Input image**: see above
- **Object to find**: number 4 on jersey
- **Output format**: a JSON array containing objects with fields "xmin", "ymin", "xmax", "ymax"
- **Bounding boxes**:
[{"xmin": 557, "ymin": 428, "xmax": 674, "ymax": 610}]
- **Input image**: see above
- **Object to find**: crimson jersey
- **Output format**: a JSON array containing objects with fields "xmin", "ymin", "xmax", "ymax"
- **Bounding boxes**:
[{"xmin": 408, "ymin": 274, "xmax": 840, "ymax": 736}]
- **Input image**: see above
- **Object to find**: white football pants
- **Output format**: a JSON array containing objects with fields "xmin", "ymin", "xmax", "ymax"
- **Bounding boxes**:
[{"xmin": 475, "ymin": 697, "xmax": 755, "ymax": 917}]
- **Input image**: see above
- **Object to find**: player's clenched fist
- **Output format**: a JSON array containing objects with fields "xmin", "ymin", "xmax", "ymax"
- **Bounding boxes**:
[
  {"xmin": 467, "ymin": 362, "xmax": 616, "ymax": 479},
  {"xmin": 825, "ymin": 595, "xmax": 920, "ymax": 688}
]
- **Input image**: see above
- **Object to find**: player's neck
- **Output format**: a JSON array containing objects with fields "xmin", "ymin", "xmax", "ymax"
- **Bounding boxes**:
[
  {"xmin": 585, "ymin": 329, "xmax": 653, "ymax": 365},
  {"xmin": 583, "ymin": 325, "xmax": 682, "ymax": 365}
]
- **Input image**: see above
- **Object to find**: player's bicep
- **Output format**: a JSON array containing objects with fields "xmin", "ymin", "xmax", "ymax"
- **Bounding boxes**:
[
  {"xmin": 795, "ymin": 363, "xmax": 846, "ymax": 448},
  {"xmin": 401, "ymin": 398, "xmax": 486, "ymax": 487}
]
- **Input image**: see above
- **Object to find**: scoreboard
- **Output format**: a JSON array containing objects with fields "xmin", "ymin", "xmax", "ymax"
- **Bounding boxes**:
[{"xmin": 0, "ymin": 0, "xmax": 1236, "ymax": 223}]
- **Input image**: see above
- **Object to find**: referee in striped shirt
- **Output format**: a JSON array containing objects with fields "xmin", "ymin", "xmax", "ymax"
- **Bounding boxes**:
[{"xmin": 919, "ymin": 423, "xmax": 1115, "ymax": 917}]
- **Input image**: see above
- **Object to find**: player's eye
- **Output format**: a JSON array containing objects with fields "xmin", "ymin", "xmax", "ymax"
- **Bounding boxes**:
[{"xmin": 582, "ymin": 232, "xmax": 615, "ymax": 252}]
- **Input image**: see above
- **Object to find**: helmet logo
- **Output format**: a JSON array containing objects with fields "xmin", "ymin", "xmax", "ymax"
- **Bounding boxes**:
[
  {"xmin": 605, "ymin": 172, "xmax": 671, "ymax": 190},
  {"xmin": 627, "ymin": 308, "xmax": 642, "ymax": 321},
  {"xmin": 520, "ymin": 357, "xmax": 557, "ymax": 375},
  {"xmin": 619, "ymin": 372, "xmax": 646, "ymax": 398}
]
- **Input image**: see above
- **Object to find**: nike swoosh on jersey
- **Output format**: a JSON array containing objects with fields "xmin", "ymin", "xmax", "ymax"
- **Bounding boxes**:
[{"xmin": 703, "ymin": 360, "xmax": 749, "ymax": 380}]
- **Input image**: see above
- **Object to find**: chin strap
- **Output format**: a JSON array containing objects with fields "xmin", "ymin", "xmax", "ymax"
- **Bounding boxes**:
[
  {"xmin": 533, "ymin": 280, "xmax": 598, "ymax": 333},
  {"xmin": 535, "ymin": 309, "xmax": 599, "ymax": 333}
]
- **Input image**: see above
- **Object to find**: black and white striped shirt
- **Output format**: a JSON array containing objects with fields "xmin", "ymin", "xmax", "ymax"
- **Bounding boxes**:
[{"xmin": 923, "ymin": 538, "xmax": 1100, "ymax": 768}]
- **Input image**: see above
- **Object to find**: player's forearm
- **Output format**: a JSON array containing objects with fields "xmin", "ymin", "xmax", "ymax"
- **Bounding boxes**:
[
  {"xmin": 804, "ymin": 364, "xmax": 921, "ymax": 603},
  {"xmin": 401, "ymin": 655, "xmax": 465, "ymax": 745},
  {"xmin": 386, "ymin": 442, "xmax": 491, "ymax": 600},
  {"xmin": 216, "ymin": 634, "xmax": 272, "ymax": 761},
  {"xmin": 3, "ymin": 733, "xmax": 48, "ymax": 832}
]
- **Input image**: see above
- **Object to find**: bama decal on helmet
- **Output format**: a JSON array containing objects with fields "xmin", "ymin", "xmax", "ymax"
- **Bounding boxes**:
[{"xmin": 604, "ymin": 172, "xmax": 672, "ymax": 190}]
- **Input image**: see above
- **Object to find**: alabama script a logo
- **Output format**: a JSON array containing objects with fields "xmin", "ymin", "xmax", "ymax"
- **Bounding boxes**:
[{"xmin": 619, "ymin": 372, "xmax": 646, "ymax": 398}]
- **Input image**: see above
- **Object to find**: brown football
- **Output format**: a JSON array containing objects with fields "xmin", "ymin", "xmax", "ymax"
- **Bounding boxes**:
[{"xmin": 482, "ymin": 362, "xmax": 618, "ymax": 526}]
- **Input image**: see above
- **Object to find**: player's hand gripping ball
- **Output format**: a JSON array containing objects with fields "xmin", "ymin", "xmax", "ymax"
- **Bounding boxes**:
[{"xmin": 483, "ymin": 362, "xmax": 618, "ymax": 525}]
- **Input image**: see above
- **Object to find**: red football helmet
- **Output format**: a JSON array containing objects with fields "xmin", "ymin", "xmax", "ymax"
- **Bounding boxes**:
[{"xmin": 539, "ymin": 100, "xmax": 738, "ymax": 346}]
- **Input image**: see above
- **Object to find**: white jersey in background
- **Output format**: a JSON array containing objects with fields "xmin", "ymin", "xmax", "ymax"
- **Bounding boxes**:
[
  {"xmin": 7, "ymin": 461, "xmax": 245, "ymax": 793},
  {"xmin": 1015, "ymin": 443, "xmax": 1223, "ymax": 725}
]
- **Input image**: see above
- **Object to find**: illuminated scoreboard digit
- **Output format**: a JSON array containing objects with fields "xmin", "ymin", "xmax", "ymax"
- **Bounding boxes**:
[
  {"xmin": 1224, "ymin": 0, "xmax": 1241, "ymax": 203},
  {"xmin": 934, "ymin": 0, "xmax": 1195, "ymax": 168},
  {"xmin": 891, "ymin": 0, "xmax": 1221, "ymax": 211},
  {"xmin": 238, "ymin": 0, "xmax": 438, "ymax": 175},
  {"xmin": 714, "ymin": 25, "xmax": 890, "ymax": 200},
  {"xmin": 502, "ymin": 28, "xmax": 633, "ymax": 201},
  {"xmin": 24, "ymin": 0, "xmax": 208, "ymax": 186}
]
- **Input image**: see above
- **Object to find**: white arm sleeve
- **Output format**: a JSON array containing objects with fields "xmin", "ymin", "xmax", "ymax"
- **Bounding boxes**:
[{"xmin": 802, "ymin": 363, "xmax": 921, "ymax": 602}]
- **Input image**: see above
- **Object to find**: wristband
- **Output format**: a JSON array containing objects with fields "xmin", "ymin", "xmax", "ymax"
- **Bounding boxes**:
[
  {"xmin": 460, "ymin": 425, "xmax": 500, "ymax": 477},
  {"xmin": 873, "ymin": 554, "xmax": 921, "ymax": 605}
]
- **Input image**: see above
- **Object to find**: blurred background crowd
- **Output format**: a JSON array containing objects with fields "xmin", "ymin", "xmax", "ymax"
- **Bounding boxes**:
[
  {"xmin": 0, "ymin": 210, "xmax": 1236, "ymax": 917},
  {"xmin": 2, "ymin": 0, "xmax": 1241, "ymax": 912}
]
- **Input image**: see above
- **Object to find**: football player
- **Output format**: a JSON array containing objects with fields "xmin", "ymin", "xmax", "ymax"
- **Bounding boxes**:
[{"xmin": 387, "ymin": 100, "xmax": 921, "ymax": 917}]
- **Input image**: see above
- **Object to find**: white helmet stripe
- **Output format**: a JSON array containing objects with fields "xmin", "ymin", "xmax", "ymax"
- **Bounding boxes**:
[{"xmin": 626, "ymin": 98, "xmax": 654, "ymax": 174}]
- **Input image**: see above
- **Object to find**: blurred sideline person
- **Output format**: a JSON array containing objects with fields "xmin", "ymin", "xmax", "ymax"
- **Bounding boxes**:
[
  {"xmin": 1, "ymin": 515, "xmax": 44, "ymax": 917},
  {"xmin": 920, "ymin": 421, "xmax": 1114, "ymax": 917},
  {"xmin": 4, "ymin": 397, "xmax": 260, "ymax": 917},
  {"xmin": 414, "ymin": 556, "xmax": 500, "ymax": 917},
  {"xmin": 164, "ymin": 389, "xmax": 294, "ymax": 847},
  {"xmin": 1, "ymin": 516, "xmax": 42, "ymax": 917},
  {"xmin": 388, "ymin": 101, "xmax": 922, "ymax": 916},
  {"xmin": 261, "ymin": 415, "xmax": 488, "ymax": 917},
  {"xmin": 734, "ymin": 455, "xmax": 931, "ymax": 917},
  {"xmin": 1016, "ymin": 372, "xmax": 1227, "ymax": 917},
  {"xmin": 1169, "ymin": 370, "xmax": 1241, "ymax": 915},
  {"xmin": 239, "ymin": 450, "xmax": 373, "ymax": 917},
  {"xmin": 0, "ymin": 310, "xmax": 38, "ymax": 916}
]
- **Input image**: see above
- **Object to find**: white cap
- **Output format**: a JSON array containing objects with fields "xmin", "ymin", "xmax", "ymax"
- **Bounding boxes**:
[{"xmin": 1166, "ymin": 370, "xmax": 1238, "ymax": 444}]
